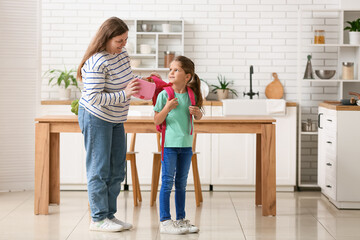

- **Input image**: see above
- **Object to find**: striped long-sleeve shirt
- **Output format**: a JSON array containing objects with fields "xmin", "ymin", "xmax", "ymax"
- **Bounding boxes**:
[{"xmin": 79, "ymin": 49, "xmax": 139, "ymax": 123}]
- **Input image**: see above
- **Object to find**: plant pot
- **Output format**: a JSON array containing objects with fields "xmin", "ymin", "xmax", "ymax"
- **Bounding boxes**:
[
  {"xmin": 216, "ymin": 89, "xmax": 229, "ymax": 100},
  {"xmin": 59, "ymin": 88, "xmax": 71, "ymax": 100},
  {"xmin": 349, "ymin": 31, "xmax": 360, "ymax": 44}
]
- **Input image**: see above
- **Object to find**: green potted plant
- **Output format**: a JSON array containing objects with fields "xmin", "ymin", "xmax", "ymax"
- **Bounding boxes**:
[
  {"xmin": 344, "ymin": 18, "xmax": 360, "ymax": 44},
  {"xmin": 43, "ymin": 67, "xmax": 79, "ymax": 100},
  {"xmin": 211, "ymin": 74, "xmax": 238, "ymax": 100}
]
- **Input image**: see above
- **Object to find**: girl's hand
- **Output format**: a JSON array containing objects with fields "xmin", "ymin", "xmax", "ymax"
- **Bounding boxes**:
[
  {"xmin": 189, "ymin": 106, "xmax": 202, "ymax": 120},
  {"xmin": 124, "ymin": 79, "xmax": 139, "ymax": 98},
  {"xmin": 165, "ymin": 98, "xmax": 178, "ymax": 111}
]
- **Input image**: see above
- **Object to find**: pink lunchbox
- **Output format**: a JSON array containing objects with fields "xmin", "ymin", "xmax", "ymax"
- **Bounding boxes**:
[{"xmin": 132, "ymin": 78, "xmax": 156, "ymax": 100}]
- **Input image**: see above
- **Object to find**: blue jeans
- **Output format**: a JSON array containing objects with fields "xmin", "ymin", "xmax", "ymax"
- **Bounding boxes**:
[
  {"xmin": 160, "ymin": 147, "xmax": 193, "ymax": 222},
  {"xmin": 78, "ymin": 106, "xmax": 126, "ymax": 222}
]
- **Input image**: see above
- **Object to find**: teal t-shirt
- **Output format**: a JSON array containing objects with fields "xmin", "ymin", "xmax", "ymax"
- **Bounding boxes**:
[{"xmin": 153, "ymin": 90, "xmax": 194, "ymax": 147}]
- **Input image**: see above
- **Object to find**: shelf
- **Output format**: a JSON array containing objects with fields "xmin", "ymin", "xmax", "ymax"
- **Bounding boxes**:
[
  {"xmin": 132, "ymin": 67, "xmax": 170, "ymax": 71},
  {"xmin": 301, "ymin": 131, "xmax": 318, "ymax": 135},
  {"xmin": 136, "ymin": 32, "xmax": 182, "ymax": 36},
  {"xmin": 304, "ymin": 44, "xmax": 360, "ymax": 47},
  {"xmin": 302, "ymin": 79, "xmax": 360, "ymax": 82},
  {"xmin": 129, "ymin": 54, "xmax": 156, "ymax": 57}
]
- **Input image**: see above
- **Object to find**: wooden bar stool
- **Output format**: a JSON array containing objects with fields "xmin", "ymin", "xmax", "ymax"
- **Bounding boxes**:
[
  {"xmin": 150, "ymin": 133, "xmax": 203, "ymax": 207},
  {"xmin": 126, "ymin": 133, "xmax": 142, "ymax": 206}
]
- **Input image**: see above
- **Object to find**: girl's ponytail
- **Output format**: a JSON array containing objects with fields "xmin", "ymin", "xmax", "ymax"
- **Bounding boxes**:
[{"xmin": 189, "ymin": 73, "xmax": 203, "ymax": 109}]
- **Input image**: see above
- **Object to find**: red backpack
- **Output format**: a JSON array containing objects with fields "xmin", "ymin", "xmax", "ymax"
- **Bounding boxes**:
[{"xmin": 149, "ymin": 75, "xmax": 196, "ymax": 160}]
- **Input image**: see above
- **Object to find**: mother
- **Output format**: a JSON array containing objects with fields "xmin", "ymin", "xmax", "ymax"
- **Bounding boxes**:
[{"xmin": 76, "ymin": 17, "xmax": 150, "ymax": 232}]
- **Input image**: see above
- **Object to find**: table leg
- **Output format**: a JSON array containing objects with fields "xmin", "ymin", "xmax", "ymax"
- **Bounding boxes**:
[
  {"xmin": 34, "ymin": 123, "xmax": 50, "ymax": 215},
  {"xmin": 49, "ymin": 133, "xmax": 60, "ymax": 205},
  {"xmin": 261, "ymin": 124, "xmax": 276, "ymax": 216},
  {"xmin": 255, "ymin": 133, "xmax": 262, "ymax": 206}
]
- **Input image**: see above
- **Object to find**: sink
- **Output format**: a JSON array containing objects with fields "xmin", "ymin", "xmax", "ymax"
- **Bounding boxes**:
[{"xmin": 222, "ymin": 99, "xmax": 285, "ymax": 116}]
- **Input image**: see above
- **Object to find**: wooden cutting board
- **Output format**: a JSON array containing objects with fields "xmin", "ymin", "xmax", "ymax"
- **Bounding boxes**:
[{"xmin": 265, "ymin": 73, "xmax": 284, "ymax": 99}]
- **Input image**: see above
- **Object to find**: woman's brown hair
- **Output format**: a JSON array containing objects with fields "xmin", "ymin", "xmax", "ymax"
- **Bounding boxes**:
[
  {"xmin": 76, "ymin": 17, "xmax": 129, "ymax": 81},
  {"xmin": 174, "ymin": 56, "xmax": 203, "ymax": 109}
]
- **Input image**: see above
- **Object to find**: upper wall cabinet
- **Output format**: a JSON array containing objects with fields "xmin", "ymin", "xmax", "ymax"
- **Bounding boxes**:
[{"xmin": 124, "ymin": 19, "xmax": 184, "ymax": 71}]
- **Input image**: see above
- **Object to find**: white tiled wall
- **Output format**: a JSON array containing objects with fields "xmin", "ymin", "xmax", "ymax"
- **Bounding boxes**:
[{"xmin": 41, "ymin": 0, "xmax": 340, "ymax": 184}]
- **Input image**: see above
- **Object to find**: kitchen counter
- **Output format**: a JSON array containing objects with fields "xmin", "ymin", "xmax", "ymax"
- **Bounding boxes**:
[
  {"xmin": 41, "ymin": 99, "xmax": 297, "ymax": 107},
  {"xmin": 320, "ymin": 101, "xmax": 360, "ymax": 111}
]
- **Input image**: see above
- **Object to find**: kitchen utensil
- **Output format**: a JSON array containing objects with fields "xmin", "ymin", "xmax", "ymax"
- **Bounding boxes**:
[
  {"xmin": 132, "ymin": 78, "xmax": 156, "ymax": 100},
  {"xmin": 315, "ymin": 70, "xmax": 336, "ymax": 79},
  {"xmin": 340, "ymin": 97, "xmax": 357, "ymax": 105},
  {"xmin": 349, "ymin": 91, "xmax": 360, "ymax": 99},
  {"xmin": 265, "ymin": 72, "xmax": 284, "ymax": 99},
  {"xmin": 164, "ymin": 51, "xmax": 175, "ymax": 68},
  {"xmin": 140, "ymin": 44, "xmax": 152, "ymax": 54},
  {"xmin": 141, "ymin": 23, "xmax": 153, "ymax": 32},
  {"xmin": 302, "ymin": 119, "xmax": 312, "ymax": 132},
  {"xmin": 342, "ymin": 62, "xmax": 354, "ymax": 80},
  {"xmin": 314, "ymin": 30, "xmax": 325, "ymax": 44},
  {"xmin": 303, "ymin": 55, "xmax": 314, "ymax": 79},
  {"xmin": 162, "ymin": 23, "xmax": 171, "ymax": 32}
]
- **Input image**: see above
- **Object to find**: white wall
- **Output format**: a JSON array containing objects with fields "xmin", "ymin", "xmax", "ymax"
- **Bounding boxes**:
[
  {"xmin": 41, "ymin": 0, "xmax": 341, "ymax": 185},
  {"xmin": 0, "ymin": 0, "xmax": 41, "ymax": 191}
]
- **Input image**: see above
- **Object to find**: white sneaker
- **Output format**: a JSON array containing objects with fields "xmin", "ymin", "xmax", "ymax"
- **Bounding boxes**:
[
  {"xmin": 160, "ymin": 220, "xmax": 188, "ymax": 235},
  {"xmin": 176, "ymin": 219, "xmax": 199, "ymax": 233},
  {"xmin": 89, "ymin": 218, "xmax": 124, "ymax": 232},
  {"xmin": 109, "ymin": 217, "xmax": 133, "ymax": 230}
]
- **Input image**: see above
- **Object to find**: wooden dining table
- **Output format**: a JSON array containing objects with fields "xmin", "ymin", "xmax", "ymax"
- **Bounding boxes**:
[{"xmin": 34, "ymin": 115, "xmax": 276, "ymax": 216}]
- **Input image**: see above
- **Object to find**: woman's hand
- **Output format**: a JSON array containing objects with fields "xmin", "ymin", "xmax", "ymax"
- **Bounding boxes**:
[
  {"xmin": 150, "ymin": 72, "xmax": 162, "ymax": 79},
  {"xmin": 124, "ymin": 79, "xmax": 139, "ymax": 98},
  {"xmin": 189, "ymin": 106, "xmax": 202, "ymax": 120}
]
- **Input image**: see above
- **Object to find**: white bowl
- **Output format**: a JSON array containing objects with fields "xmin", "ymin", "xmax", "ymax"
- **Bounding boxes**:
[
  {"xmin": 130, "ymin": 59, "xmax": 141, "ymax": 68},
  {"xmin": 140, "ymin": 44, "xmax": 152, "ymax": 54}
]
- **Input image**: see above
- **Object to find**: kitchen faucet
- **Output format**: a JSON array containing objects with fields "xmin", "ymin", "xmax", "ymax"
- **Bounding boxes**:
[{"xmin": 243, "ymin": 65, "xmax": 259, "ymax": 99}]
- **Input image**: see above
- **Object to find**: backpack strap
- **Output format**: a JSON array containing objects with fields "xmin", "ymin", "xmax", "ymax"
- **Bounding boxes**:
[
  {"xmin": 187, "ymin": 86, "xmax": 196, "ymax": 135},
  {"xmin": 160, "ymin": 87, "xmax": 175, "ymax": 161}
]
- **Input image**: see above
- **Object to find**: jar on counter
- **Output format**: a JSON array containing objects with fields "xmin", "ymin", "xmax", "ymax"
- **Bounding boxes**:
[
  {"xmin": 342, "ymin": 62, "xmax": 354, "ymax": 80},
  {"xmin": 164, "ymin": 51, "xmax": 175, "ymax": 68},
  {"xmin": 314, "ymin": 30, "xmax": 325, "ymax": 44}
]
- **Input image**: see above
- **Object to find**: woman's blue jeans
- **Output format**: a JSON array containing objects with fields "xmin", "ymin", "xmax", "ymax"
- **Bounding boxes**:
[
  {"xmin": 159, "ymin": 147, "xmax": 193, "ymax": 222},
  {"xmin": 78, "ymin": 106, "xmax": 126, "ymax": 222}
]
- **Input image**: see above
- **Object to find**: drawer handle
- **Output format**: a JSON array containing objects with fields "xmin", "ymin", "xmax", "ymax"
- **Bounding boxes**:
[
  {"xmin": 326, "ymin": 185, "xmax": 332, "ymax": 188},
  {"xmin": 327, "ymin": 119, "xmax": 332, "ymax": 122},
  {"xmin": 318, "ymin": 113, "xmax": 323, "ymax": 129},
  {"xmin": 326, "ymin": 141, "xmax": 332, "ymax": 144},
  {"xmin": 326, "ymin": 162, "xmax": 332, "ymax": 166}
]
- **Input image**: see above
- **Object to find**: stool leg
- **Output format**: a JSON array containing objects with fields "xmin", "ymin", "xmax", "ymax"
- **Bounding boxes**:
[
  {"xmin": 134, "ymin": 157, "xmax": 142, "ymax": 202},
  {"xmin": 129, "ymin": 156, "xmax": 138, "ymax": 206},
  {"xmin": 150, "ymin": 154, "xmax": 161, "ymax": 206},
  {"xmin": 191, "ymin": 154, "xmax": 203, "ymax": 206}
]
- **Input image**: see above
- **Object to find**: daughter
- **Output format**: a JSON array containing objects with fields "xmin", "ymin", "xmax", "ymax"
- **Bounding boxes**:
[{"xmin": 154, "ymin": 56, "xmax": 203, "ymax": 234}]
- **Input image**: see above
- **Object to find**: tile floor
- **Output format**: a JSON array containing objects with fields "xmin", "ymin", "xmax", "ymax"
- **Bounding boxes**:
[{"xmin": 0, "ymin": 190, "xmax": 360, "ymax": 240}]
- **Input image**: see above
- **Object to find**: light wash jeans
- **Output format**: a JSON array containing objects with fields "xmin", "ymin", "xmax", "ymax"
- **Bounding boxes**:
[
  {"xmin": 159, "ymin": 147, "xmax": 193, "ymax": 222},
  {"xmin": 78, "ymin": 106, "xmax": 126, "ymax": 222}
]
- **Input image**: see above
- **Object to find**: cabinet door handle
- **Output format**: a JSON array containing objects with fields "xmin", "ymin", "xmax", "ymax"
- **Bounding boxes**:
[
  {"xmin": 327, "ymin": 119, "xmax": 332, "ymax": 122},
  {"xmin": 318, "ymin": 113, "xmax": 323, "ymax": 129},
  {"xmin": 326, "ymin": 141, "xmax": 332, "ymax": 144},
  {"xmin": 326, "ymin": 185, "xmax": 332, "ymax": 188},
  {"xmin": 326, "ymin": 162, "xmax": 332, "ymax": 166}
]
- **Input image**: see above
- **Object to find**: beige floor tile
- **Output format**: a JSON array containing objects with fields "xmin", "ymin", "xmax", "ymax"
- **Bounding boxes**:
[{"xmin": 1, "ymin": 190, "xmax": 360, "ymax": 240}]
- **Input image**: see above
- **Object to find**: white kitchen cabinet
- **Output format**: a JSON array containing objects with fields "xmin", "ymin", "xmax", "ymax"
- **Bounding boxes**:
[
  {"xmin": 211, "ymin": 106, "xmax": 297, "ymax": 189},
  {"xmin": 318, "ymin": 104, "xmax": 360, "ymax": 209},
  {"xmin": 297, "ymin": 9, "xmax": 360, "ymax": 186}
]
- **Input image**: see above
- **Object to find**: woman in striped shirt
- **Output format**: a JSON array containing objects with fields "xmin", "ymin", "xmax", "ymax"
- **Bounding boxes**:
[{"xmin": 76, "ymin": 17, "xmax": 155, "ymax": 232}]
